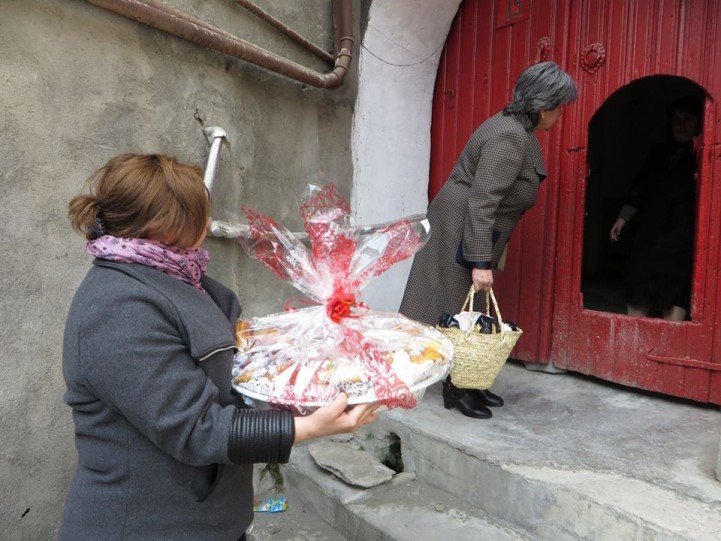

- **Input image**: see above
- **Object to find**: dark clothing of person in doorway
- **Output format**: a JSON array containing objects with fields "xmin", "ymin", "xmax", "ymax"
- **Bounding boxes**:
[
  {"xmin": 610, "ymin": 96, "xmax": 701, "ymax": 321},
  {"xmin": 622, "ymin": 140, "xmax": 697, "ymax": 313}
]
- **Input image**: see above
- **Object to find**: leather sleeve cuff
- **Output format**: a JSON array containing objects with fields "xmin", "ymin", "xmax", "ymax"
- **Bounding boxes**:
[
  {"xmin": 228, "ymin": 408, "xmax": 295, "ymax": 464},
  {"xmin": 471, "ymin": 260, "xmax": 494, "ymax": 270}
]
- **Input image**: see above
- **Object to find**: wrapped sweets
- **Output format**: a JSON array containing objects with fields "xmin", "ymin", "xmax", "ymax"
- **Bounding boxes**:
[{"xmin": 232, "ymin": 183, "xmax": 453, "ymax": 413}]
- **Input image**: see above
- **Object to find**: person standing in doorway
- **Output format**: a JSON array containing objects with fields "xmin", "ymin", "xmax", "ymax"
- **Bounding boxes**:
[
  {"xmin": 609, "ymin": 95, "xmax": 701, "ymax": 321},
  {"xmin": 400, "ymin": 61, "xmax": 577, "ymax": 419}
]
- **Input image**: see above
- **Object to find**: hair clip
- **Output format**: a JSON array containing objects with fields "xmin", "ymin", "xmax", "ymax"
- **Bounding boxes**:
[{"xmin": 93, "ymin": 216, "xmax": 106, "ymax": 236}]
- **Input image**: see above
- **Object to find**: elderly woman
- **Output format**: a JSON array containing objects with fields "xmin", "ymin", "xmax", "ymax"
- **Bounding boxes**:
[
  {"xmin": 400, "ymin": 61, "xmax": 577, "ymax": 419},
  {"xmin": 60, "ymin": 153, "xmax": 377, "ymax": 540}
]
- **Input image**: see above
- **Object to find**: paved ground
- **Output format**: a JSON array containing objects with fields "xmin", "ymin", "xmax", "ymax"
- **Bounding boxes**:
[{"xmin": 247, "ymin": 360, "xmax": 721, "ymax": 540}]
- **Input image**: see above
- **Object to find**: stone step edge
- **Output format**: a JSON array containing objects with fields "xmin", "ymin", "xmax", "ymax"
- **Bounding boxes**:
[
  {"xmin": 370, "ymin": 413, "xmax": 721, "ymax": 541},
  {"xmin": 281, "ymin": 444, "xmax": 537, "ymax": 541}
]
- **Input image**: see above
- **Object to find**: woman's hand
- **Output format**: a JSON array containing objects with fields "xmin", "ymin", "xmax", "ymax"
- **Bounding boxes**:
[
  {"xmin": 293, "ymin": 393, "xmax": 379, "ymax": 443},
  {"xmin": 472, "ymin": 268, "xmax": 493, "ymax": 292},
  {"xmin": 609, "ymin": 218, "xmax": 626, "ymax": 242}
]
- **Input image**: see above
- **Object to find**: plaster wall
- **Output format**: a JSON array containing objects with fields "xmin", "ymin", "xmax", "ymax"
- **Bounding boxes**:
[{"xmin": 0, "ymin": 1, "xmax": 359, "ymax": 537}]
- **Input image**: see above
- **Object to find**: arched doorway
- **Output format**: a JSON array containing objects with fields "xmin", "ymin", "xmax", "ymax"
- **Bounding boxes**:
[{"xmin": 581, "ymin": 76, "xmax": 706, "ymax": 318}]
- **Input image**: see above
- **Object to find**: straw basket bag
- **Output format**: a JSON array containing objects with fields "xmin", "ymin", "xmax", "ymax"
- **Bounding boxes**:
[{"xmin": 439, "ymin": 287, "xmax": 522, "ymax": 390}]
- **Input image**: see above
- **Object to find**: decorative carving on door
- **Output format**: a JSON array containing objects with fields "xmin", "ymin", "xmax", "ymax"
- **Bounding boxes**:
[
  {"xmin": 535, "ymin": 37, "xmax": 551, "ymax": 63},
  {"xmin": 581, "ymin": 43, "xmax": 607, "ymax": 74}
]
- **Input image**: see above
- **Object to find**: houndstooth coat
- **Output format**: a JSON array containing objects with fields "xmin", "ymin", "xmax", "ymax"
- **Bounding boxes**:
[{"xmin": 399, "ymin": 111, "xmax": 546, "ymax": 325}]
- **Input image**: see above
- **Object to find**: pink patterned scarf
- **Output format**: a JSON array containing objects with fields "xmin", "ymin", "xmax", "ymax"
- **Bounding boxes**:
[{"xmin": 86, "ymin": 235, "xmax": 209, "ymax": 290}]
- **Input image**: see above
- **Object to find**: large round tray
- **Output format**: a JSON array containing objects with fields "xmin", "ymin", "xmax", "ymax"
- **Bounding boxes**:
[{"xmin": 232, "ymin": 363, "xmax": 449, "ymax": 411}]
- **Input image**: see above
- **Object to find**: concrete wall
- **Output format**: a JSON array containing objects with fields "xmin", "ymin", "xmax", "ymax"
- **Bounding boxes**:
[{"xmin": 0, "ymin": 1, "xmax": 360, "ymax": 538}]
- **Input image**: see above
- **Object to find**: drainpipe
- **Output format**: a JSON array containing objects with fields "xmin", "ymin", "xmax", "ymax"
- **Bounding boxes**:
[
  {"xmin": 200, "ymin": 126, "xmax": 252, "ymax": 239},
  {"xmin": 202, "ymin": 126, "xmax": 228, "ymax": 195},
  {"xmin": 233, "ymin": 0, "xmax": 335, "ymax": 65},
  {"xmin": 202, "ymin": 124, "xmax": 300, "ymax": 240},
  {"xmin": 85, "ymin": 0, "xmax": 354, "ymax": 89},
  {"xmin": 200, "ymin": 127, "xmax": 427, "ymax": 242},
  {"xmin": 201, "ymin": 124, "xmax": 420, "ymax": 240}
]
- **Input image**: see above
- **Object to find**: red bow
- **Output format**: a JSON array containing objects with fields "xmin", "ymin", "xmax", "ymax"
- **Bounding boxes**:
[{"xmin": 326, "ymin": 295, "xmax": 356, "ymax": 323}]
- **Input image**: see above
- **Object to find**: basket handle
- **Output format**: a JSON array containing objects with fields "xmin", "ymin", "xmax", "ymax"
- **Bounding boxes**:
[{"xmin": 463, "ymin": 286, "xmax": 505, "ymax": 329}]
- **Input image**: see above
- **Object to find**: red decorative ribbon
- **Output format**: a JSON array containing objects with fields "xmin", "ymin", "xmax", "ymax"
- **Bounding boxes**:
[
  {"xmin": 343, "ymin": 327, "xmax": 417, "ymax": 410},
  {"xmin": 283, "ymin": 298, "xmax": 317, "ymax": 312},
  {"xmin": 326, "ymin": 295, "xmax": 355, "ymax": 323}
]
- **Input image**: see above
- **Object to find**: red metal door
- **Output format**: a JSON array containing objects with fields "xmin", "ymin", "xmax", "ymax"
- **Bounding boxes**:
[
  {"xmin": 430, "ymin": 0, "xmax": 721, "ymax": 403},
  {"xmin": 550, "ymin": 0, "xmax": 721, "ymax": 404}
]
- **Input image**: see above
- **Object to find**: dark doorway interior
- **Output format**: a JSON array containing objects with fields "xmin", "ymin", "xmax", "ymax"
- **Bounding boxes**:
[{"xmin": 581, "ymin": 76, "xmax": 705, "ymax": 316}]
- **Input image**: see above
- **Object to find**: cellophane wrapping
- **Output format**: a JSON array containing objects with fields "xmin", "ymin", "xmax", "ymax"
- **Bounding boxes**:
[{"xmin": 232, "ymin": 184, "xmax": 452, "ymax": 413}]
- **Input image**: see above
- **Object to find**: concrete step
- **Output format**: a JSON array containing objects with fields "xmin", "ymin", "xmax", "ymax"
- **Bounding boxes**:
[
  {"xmin": 251, "ymin": 362, "xmax": 721, "ymax": 540},
  {"xmin": 360, "ymin": 389, "xmax": 721, "ymax": 541},
  {"xmin": 280, "ymin": 444, "xmax": 534, "ymax": 541}
]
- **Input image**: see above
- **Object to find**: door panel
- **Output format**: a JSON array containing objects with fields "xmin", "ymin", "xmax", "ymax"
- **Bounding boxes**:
[{"xmin": 550, "ymin": 0, "xmax": 721, "ymax": 403}]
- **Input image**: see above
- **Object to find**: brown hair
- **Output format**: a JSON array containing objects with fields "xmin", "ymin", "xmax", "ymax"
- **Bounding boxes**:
[{"xmin": 68, "ymin": 153, "xmax": 209, "ymax": 248}]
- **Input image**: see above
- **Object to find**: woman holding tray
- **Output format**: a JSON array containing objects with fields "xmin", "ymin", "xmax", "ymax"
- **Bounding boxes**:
[
  {"xmin": 59, "ymin": 153, "xmax": 377, "ymax": 540},
  {"xmin": 400, "ymin": 61, "xmax": 577, "ymax": 419}
]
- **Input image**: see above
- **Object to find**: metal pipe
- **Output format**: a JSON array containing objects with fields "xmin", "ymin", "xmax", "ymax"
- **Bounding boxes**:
[
  {"xmin": 202, "ymin": 126, "xmax": 228, "ymax": 194},
  {"xmin": 233, "ymin": 0, "xmax": 335, "ymax": 65},
  {"xmin": 198, "ymin": 124, "xmax": 430, "ymax": 242},
  {"xmin": 200, "ymin": 126, "xmax": 301, "ymax": 240},
  {"xmin": 208, "ymin": 214, "xmax": 429, "ymax": 241},
  {"xmin": 85, "ymin": 0, "xmax": 354, "ymax": 89},
  {"xmin": 209, "ymin": 219, "xmax": 252, "ymax": 239},
  {"xmin": 333, "ymin": 0, "xmax": 353, "ymax": 59}
]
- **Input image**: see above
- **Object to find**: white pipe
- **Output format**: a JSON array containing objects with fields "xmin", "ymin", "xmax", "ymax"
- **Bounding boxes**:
[{"xmin": 202, "ymin": 126, "xmax": 228, "ymax": 193}]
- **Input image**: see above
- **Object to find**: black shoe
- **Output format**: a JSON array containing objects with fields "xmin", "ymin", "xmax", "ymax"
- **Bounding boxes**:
[
  {"xmin": 442, "ymin": 379, "xmax": 492, "ymax": 419},
  {"xmin": 471, "ymin": 389, "xmax": 504, "ymax": 407}
]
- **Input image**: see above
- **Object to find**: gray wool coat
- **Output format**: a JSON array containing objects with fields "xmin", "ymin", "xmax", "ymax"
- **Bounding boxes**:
[
  {"xmin": 399, "ymin": 111, "xmax": 546, "ymax": 326},
  {"xmin": 60, "ymin": 260, "xmax": 251, "ymax": 540}
]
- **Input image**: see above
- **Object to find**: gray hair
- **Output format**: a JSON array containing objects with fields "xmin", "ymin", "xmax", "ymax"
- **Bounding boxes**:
[{"xmin": 504, "ymin": 62, "xmax": 577, "ymax": 126}]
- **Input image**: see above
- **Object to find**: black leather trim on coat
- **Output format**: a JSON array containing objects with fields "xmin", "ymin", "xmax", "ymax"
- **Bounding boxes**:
[{"xmin": 228, "ymin": 408, "xmax": 295, "ymax": 464}]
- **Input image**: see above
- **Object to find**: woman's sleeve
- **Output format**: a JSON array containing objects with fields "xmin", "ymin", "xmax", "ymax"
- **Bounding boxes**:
[
  {"xmin": 625, "ymin": 144, "xmax": 663, "ymax": 211},
  {"xmin": 228, "ymin": 408, "xmax": 295, "ymax": 464},
  {"xmin": 462, "ymin": 130, "xmax": 526, "ymax": 264}
]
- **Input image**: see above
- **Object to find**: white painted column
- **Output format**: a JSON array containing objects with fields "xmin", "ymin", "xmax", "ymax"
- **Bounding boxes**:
[{"xmin": 351, "ymin": 0, "xmax": 462, "ymax": 311}]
